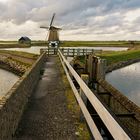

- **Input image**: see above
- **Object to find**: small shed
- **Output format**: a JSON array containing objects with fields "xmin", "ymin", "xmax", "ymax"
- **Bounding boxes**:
[{"xmin": 18, "ymin": 36, "xmax": 31, "ymax": 44}]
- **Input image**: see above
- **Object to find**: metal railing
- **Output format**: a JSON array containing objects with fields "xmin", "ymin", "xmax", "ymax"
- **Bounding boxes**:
[{"xmin": 58, "ymin": 49, "xmax": 131, "ymax": 140}]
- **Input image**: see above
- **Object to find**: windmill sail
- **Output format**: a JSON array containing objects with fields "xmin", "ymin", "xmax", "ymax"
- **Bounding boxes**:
[
  {"xmin": 40, "ymin": 26, "xmax": 49, "ymax": 29},
  {"xmin": 50, "ymin": 13, "xmax": 55, "ymax": 27}
]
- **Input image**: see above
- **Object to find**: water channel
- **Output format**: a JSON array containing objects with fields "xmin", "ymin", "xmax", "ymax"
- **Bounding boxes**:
[
  {"xmin": 106, "ymin": 62, "xmax": 140, "ymax": 107},
  {"xmin": 0, "ymin": 69, "xmax": 19, "ymax": 97}
]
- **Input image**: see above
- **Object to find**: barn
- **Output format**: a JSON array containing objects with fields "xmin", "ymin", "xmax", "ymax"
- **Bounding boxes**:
[{"xmin": 18, "ymin": 37, "xmax": 31, "ymax": 44}]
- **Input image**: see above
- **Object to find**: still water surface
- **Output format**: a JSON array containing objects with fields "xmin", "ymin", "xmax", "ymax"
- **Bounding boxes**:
[
  {"xmin": 106, "ymin": 62, "xmax": 140, "ymax": 106},
  {"xmin": 3, "ymin": 46, "xmax": 46, "ymax": 54},
  {"xmin": 0, "ymin": 69, "xmax": 19, "ymax": 97}
]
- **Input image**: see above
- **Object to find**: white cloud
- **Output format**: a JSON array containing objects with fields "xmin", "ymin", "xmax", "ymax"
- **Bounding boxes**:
[
  {"xmin": 124, "ymin": 9, "xmax": 140, "ymax": 22},
  {"xmin": 0, "ymin": 0, "xmax": 8, "ymax": 3},
  {"xmin": 0, "ymin": 0, "xmax": 140, "ymax": 40}
]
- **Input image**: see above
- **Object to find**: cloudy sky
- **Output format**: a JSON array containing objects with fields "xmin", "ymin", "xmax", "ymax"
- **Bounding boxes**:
[{"xmin": 0, "ymin": 0, "xmax": 140, "ymax": 41}]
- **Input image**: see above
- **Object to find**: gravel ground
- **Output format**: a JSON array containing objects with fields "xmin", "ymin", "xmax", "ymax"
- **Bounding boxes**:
[{"xmin": 13, "ymin": 56, "xmax": 79, "ymax": 140}]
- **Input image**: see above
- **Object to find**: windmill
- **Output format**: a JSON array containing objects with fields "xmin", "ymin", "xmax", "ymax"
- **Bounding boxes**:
[{"xmin": 40, "ymin": 13, "xmax": 61, "ymax": 48}]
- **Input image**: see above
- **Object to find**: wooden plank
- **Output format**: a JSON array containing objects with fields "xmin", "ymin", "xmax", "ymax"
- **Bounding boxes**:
[
  {"xmin": 59, "ymin": 54, "xmax": 103, "ymax": 140},
  {"xmin": 91, "ymin": 113, "xmax": 135, "ymax": 118},
  {"xmin": 73, "ymin": 49, "xmax": 75, "ymax": 56},
  {"xmin": 58, "ymin": 49, "xmax": 131, "ymax": 140}
]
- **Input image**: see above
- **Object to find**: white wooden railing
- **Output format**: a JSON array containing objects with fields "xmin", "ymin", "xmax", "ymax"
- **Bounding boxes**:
[
  {"xmin": 60, "ymin": 48, "xmax": 102, "ymax": 56},
  {"xmin": 40, "ymin": 47, "xmax": 102, "ymax": 56},
  {"xmin": 58, "ymin": 49, "xmax": 131, "ymax": 140}
]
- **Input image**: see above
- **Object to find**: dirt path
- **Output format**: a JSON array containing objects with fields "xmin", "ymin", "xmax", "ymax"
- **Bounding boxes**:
[{"xmin": 13, "ymin": 56, "xmax": 79, "ymax": 140}]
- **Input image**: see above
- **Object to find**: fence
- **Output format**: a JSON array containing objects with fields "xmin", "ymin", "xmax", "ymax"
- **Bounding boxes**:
[
  {"xmin": 40, "ymin": 48, "xmax": 58, "ymax": 55},
  {"xmin": 40, "ymin": 47, "xmax": 102, "ymax": 56},
  {"xmin": 60, "ymin": 48, "xmax": 102, "ymax": 57}
]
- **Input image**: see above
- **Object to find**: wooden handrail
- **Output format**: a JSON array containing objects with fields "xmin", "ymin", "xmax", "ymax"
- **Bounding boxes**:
[
  {"xmin": 58, "ymin": 49, "xmax": 131, "ymax": 140},
  {"xmin": 59, "ymin": 48, "xmax": 102, "ymax": 56},
  {"xmin": 59, "ymin": 53, "xmax": 103, "ymax": 140}
]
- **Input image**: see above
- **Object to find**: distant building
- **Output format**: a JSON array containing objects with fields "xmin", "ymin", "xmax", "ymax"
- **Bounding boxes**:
[{"xmin": 18, "ymin": 36, "xmax": 31, "ymax": 44}]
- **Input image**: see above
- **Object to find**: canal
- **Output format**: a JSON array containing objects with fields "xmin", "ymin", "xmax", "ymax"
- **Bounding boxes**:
[
  {"xmin": 0, "ymin": 68, "xmax": 19, "ymax": 97},
  {"xmin": 106, "ymin": 62, "xmax": 140, "ymax": 106}
]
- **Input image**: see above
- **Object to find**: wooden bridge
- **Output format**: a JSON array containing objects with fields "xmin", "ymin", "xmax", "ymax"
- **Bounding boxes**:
[{"xmin": 0, "ymin": 48, "xmax": 139, "ymax": 140}]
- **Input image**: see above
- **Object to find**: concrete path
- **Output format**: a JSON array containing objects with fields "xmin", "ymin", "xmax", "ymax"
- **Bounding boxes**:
[{"xmin": 13, "ymin": 56, "xmax": 78, "ymax": 140}]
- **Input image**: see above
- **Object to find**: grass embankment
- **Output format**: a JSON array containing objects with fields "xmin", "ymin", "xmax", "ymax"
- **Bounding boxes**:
[
  {"xmin": 31, "ymin": 40, "xmax": 140, "ymax": 48},
  {"xmin": 0, "ymin": 50, "xmax": 38, "ymax": 60},
  {"xmin": 76, "ymin": 49, "xmax": 140, "ymax": 68},
  {"xmin": 0, "ymin": 41, "xmax": 17, "ymax": 44},
  {"xmin": 60, "ymin": 41, "xmax": 131, "ymax": 47},
  {"xmin": 0, "ymin": 50, "xmax": 38, "ymax": 75},
  {"xmin": 31, "ymin": 41, "xmax": 47, "ymax": 46},
  {"xmin": 31, "ymin": 41, "xmax": 133, "ymax": 47},
  {"xmin": 0, "ymin": 43, "xmax": 30, "ymax": 48},
  {"xmin": 0, "ymin": 40, "xmax": 46, "ymax": 47},
  {"xmin": 98, "ymin": 49, "xmax": 140, "ymax": 66}
]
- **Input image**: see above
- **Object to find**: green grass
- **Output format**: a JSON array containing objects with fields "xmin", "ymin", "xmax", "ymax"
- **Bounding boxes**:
[
  {"xmin": 30, "ymin": 40, "xmax": 140, "ymax": 47},
  {"xmin": 0, "ymin": 50, "xmax": 38, "ymax": 59},
  {"xmin": 31, "ymin": 40, "xmax": 47, "ymax": 46},
  {"xmin": 60, "ymin": 41, "xmax": 140, "ymax": 47},
  {"xmin": 32, "ymin": 40, "xmax": 130, "ymax": 47},
  {"xmin": 0, "ymin": 40, "xmax": 17, "ymax": 43},
  {"xmin": 98, "ymin": 49, "xmax": 140, "ymax": 65},
  {"xmin": 0, "ymin": 50, "xmax": 38, "ymax": 70},
  {"xmin": 0, "ymin": 43, "xmax": 30, "ymax": 48},
  {"xmin": 1, "ymin": 40, "xmax": 140, "ymax": 48},
  {"xmin": 0, "ymin": 40, "xmax": 140, "ymax": 51},
  {"xmin": 76, "ymin": 49, "xmax": 140, "ymax": 66}
]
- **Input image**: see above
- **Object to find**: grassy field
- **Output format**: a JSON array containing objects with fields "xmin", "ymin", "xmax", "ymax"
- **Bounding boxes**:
[
  {"xmin": 0, "ymin": 50, "xmax": 38, "ymax": 59},
  {"xmin": 31, "ymin": 40, "xmax": 140, "ymax": 48},
  {"xmin": 76, "ymin": 48, "xmax": 140, "ymax": 66},
  {"xmin": 98, "ymin": 49, "xmax": 140, "ymax": 65},
  {"xmin": 0, "ymin": 43, "xmax": 30, "ymax": 48},
  {"xmin": 0, "ymin": 41, "xmax": 17, "ymax": 44},
  {"xmin": 60, "ymin": 41, "xmax": 130, "ymax": 47},
  {"xmin": 31, "ymin": 41, "xmax": 47, "ymax": 46},
  {"xmin": 0, "ymin": 50, "xmax": 38, "ymax": 67}
]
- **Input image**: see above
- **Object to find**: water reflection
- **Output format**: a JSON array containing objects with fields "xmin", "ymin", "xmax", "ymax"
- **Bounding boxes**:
[
  {"xmin": 3, "ymin": 46, "xmax": 47, "ymax": 54},
  {"xmin": 0, "ymin": 69, "xmax": 19, "ymax": 97},
  {"xmin": 106, "ymin": 62, "xmax": 140, "ymax": 106}
]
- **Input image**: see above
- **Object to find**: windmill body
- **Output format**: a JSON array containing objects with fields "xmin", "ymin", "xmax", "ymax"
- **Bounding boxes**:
[{"xmin": 40, "ymin": 13, "xmax": 61, "ymax": 48}]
